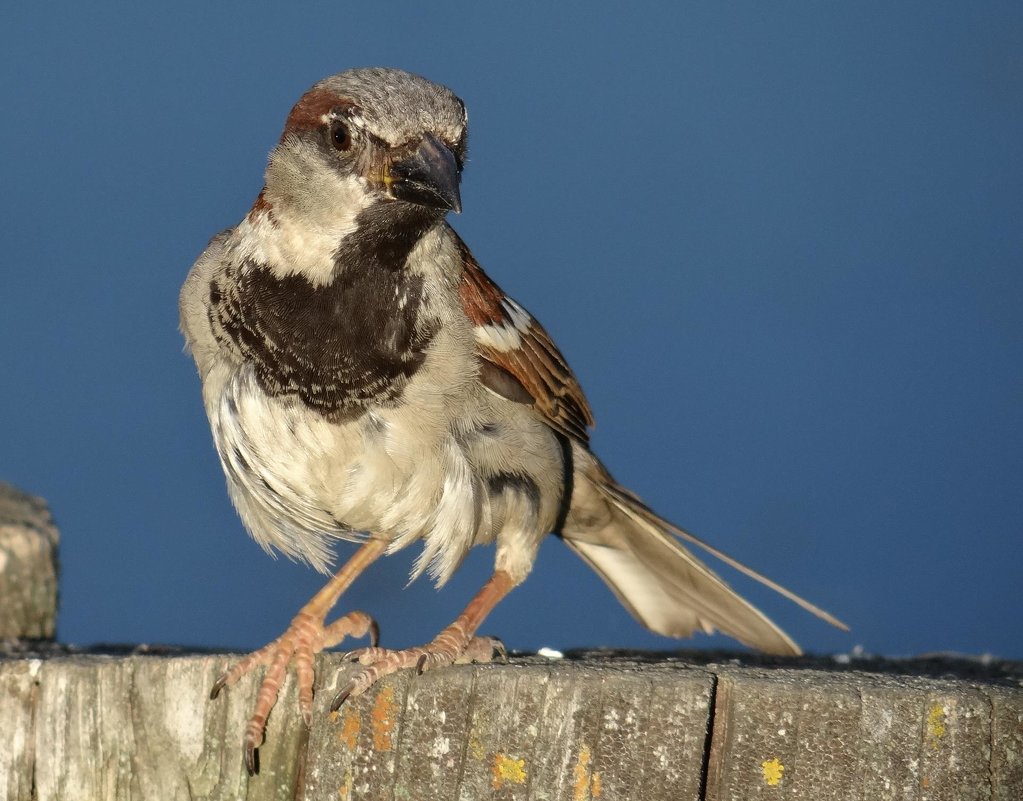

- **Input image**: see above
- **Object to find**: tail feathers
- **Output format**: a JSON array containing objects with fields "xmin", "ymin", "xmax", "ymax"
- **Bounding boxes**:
[
  {"xmin": 601, "ymin": 481, "xmax": 849, "ymax": 633},
  {"xmin": 562, "ymin": 461, "xmax": 847, "ymax": 656}
]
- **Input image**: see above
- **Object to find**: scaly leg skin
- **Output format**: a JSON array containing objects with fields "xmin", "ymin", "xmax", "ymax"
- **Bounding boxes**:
[
  {"xmin": 209, "ymin": 539, "xmax": 387, "ymax": 775},
  {"xmin": 331, "ymin": 569, "xmax": 515, "ymax": 710}
]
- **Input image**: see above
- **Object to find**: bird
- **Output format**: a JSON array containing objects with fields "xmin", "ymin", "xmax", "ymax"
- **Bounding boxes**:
[{"xmin": 179, "ymin": 67, "xmax": 845, "ymax": 774}]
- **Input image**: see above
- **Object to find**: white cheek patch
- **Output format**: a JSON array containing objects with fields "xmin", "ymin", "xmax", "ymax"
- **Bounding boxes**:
[
  {"xmin": 232, "ymin": 212, "xmax": 327, "ymax": 280},
  {"xmin": 240, "ymin": 151, "xmax": 374, "ymax": 286},
  {"xmin": 474, "ymin": 299, "xmax": 532, "ymax": 353}
]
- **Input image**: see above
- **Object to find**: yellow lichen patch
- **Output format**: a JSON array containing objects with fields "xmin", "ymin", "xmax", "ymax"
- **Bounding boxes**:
[
  {"xmin": 761, "ymin": 757, "xmax": 784, "ymax": 786},
  {"xmin": 927, "ymin": 703, "xmax": 947, "ymax": 748},
  {"xmin": 338, "ymin": 707, "xmax": 361, "ymax": 750},
  {"xmin": 468, "ymin": 735, "xmax": 485, "ymax": 762},
  {"xmin": 572, "ymin": 744, "xmax": 603, "ymax": 800},
  {"xmin": 338, "ymin": 766, "xmax": 354, "ymax": 800},
  {"xmin": 371, "ymin": 685, "xmax": 397, "ymax": 752},
  {"xmin": 491, "ymin": 753, "xmax": 527, "ymax": 789}
]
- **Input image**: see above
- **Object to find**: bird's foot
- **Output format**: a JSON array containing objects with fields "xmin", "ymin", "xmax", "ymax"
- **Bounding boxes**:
[
  {"xmin": 331, "ymin": 628, "xmax": 506, "ymax": 710},
  {"xmin": 210, "ymin": 609, "xmax": 377, "ymax": 775}
]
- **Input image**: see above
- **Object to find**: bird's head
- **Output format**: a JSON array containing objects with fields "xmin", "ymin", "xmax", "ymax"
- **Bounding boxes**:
[{"xmin": 261, "ymin": 68, "xmax": 467, "ymax": 231}]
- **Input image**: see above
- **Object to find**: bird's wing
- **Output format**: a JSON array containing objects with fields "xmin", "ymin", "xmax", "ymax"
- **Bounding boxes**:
[{"xmin": 452, "ymin": 228, "xmax": 595, "ymax": 443}]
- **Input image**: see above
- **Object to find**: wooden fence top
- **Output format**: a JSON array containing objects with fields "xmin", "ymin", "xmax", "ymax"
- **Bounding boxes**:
[{"xmin": 1, "ymin": 646, "xmax": 1020, "ymax": 800}]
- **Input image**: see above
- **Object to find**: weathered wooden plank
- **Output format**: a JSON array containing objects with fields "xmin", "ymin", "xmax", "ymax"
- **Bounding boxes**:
[
  {"xmin": 0, "ymin": 659, "xmax": 37, "ymax": 800},
  {"xmin": 303, "ymin": 657, "xmax": 715, "ymax": 801},
  {"xmin": 0, "ymin": 651, "xmax": 1019, "ymax": 800},
  {"xmin": 706, "ymin": 668, "xmax": 876, "ymax": 799},
  {"xmin": 303, "ymin": 665, "xmax": 414, "ymax": 801},
  {"xmin": 642, "ymin": 667, "xmax": 716, "ymax": 800},
  {"xmin": 989, "ymin": 686, "xmax": 1023, "ymax": 801},
  {"xmin": 704, "ymin": 664, "xmax": 1021, "ymax": 801},
  {"xmin": 392, "ymin": 665, "xmax": 478, "ymax": 799},
  {"xmin": 0, "ymin": 482, "xmax": 59, "ymax": 639},
  {"xmin": 29, "ymin": 654, "xmax": 308, "ymax": 801},
  {"xmin": 456, "ymin": 662, "xmax": 553, "ymax": 800}
]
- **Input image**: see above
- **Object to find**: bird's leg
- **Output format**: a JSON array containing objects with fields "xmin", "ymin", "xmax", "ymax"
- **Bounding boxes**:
[
  {"xmin": 210, "ymin": 538, "xmax": 386, "ymax": 774},
  {"xmin": 332, "ymin": 569, "xmax": 515, "ymax": 709}
]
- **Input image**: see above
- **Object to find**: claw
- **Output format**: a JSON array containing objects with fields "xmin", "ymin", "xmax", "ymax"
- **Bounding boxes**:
[
  {"xmin": 368, "ymin": 619, "xmax": 380, "ymax": 648},
  {"xmin": 415, "ymin": 653, "xmax": 428, "ymax": 675},
  {"xmin": 210, "ymin": 673, "xmax": 228, "ymax": 700},
  {"xmin": 244, "ymin": 742, "xmax": 259, "ymax": 776},
  {"xmin": 492, "ymin": 639, "xmax": 509, "ymax": 664},
  {"xmin": 330, "ymin": 681, "xmax": 354, "ymax": 712}
]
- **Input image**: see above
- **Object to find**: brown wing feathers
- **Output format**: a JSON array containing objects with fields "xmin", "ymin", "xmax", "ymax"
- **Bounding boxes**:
[{"xmin": 454, "ymin": 230, "xmax": 594, "ymax": 442}]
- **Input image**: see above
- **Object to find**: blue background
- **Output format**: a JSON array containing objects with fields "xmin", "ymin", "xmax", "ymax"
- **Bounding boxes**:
[{"xmin": 3, "ymin": 3, "xmax": 1021, "ymax": 660}]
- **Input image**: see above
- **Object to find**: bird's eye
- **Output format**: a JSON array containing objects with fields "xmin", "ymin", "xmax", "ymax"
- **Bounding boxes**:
[{"xmin": 329, "ymin": 120, "xmax": 351, "ymax": 152}]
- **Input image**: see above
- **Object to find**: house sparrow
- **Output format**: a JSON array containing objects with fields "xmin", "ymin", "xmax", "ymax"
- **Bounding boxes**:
[{"xmin": 180, "ymin": 67, "xmax": 845, "ymax": 774}]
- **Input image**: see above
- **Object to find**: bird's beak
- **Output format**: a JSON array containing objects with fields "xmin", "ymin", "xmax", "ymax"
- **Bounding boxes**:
[{"xmin": 386, "ymin": 133, "xmax": 462, "ymax": 213}]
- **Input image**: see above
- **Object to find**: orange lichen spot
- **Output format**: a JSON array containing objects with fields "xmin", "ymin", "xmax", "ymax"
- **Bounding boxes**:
[
  {"xmin": 761, "ymin": 757, "xmax": 784, "ymax": 786},
  {"xmin": 338, "ymin": 707, "xmax": 361, "ymax": 750},
  {"xmin": 572, "ymin": 744, "xmax": 602, "ymax": 800},
  {"xmin": 927, "ymin": 703, "xmax": 947, "ymax": 748},
  {"xmin": 491, "ymin": 753, "xmax": 527, "ymax": 789},
  {"xmin": 371, "ymin": 685, "xmax": 397, "ymax": 751},
  {"xmin": 573, "ymin": 744, "xmax": 592, "ymax": 800}
]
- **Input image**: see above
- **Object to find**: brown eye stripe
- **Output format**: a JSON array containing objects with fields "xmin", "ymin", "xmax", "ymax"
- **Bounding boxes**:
[{"xmin": 283, "ymin": 89, "xmax": 356, "ymax": 135}]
